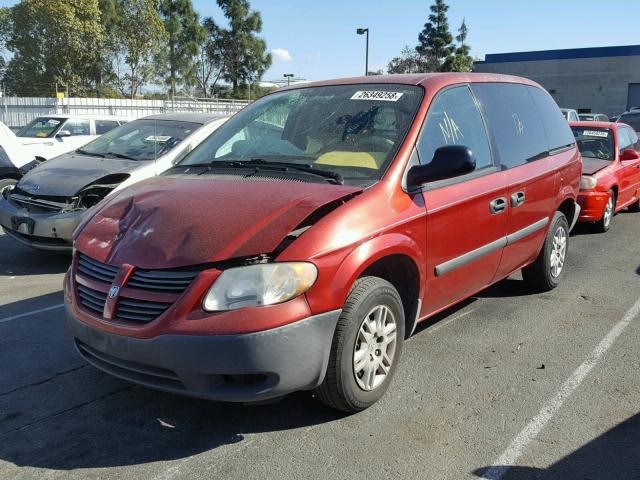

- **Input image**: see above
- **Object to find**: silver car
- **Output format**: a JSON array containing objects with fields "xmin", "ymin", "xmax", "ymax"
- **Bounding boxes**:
[{"xmin": 0, "ymin": 113, "xmax": 228, "ymax": 251}]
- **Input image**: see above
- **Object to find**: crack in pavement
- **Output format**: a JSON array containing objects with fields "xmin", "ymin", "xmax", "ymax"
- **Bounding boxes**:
[
  {"xmin": 0, "ymin": 365, "xmax": 89, "ymax": 398},
  {"xmin": 0, "ymin": 384, "xmax": 137, "ymax": 438}
]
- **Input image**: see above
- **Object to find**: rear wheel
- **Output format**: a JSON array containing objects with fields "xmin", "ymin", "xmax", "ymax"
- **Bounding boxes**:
[
  {"xmin": 593, "ymin": 190, "xmax": 615, "ymax": 233},
  {"xmin": 314, "ymin": 276, "xmax": 404, "ymax": 413},
  {"xmin": 522, "ymin": 211, "xmax": 569, "ymax": 292}
]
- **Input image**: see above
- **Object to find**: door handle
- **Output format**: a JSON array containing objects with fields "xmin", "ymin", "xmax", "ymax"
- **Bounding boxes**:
[
  {"xmin": 489, "ymin": 197, "xmax": 508, "ymax": 214},
  {"xmin": 511, "ymin": 191, "xmax": 526, "ymax": 207}
]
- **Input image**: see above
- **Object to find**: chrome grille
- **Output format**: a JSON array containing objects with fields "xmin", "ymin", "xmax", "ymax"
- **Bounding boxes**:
[
  {"xmin": 77, "ymin": 285, "xmax": 106, "ymax": 315},
  {"xmin": 78, "ymin": 254, "xmax": 118, "ymax": 284}
]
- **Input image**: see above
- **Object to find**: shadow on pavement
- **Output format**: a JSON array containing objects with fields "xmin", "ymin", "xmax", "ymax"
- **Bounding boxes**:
[
  {"xmin": 0, "ymin": 233, "xmax": 71, "ymax": 276},
  {"xmin": 0, "ymin": 290, "xmax": 64, "ymax": 319},
  {"xmin": 472, "ymin": 412, "xmax": 640, "ymax": 479},
  {"xmin": 474, "ymin": 278, "xmax": 539, "ymax": 299}
]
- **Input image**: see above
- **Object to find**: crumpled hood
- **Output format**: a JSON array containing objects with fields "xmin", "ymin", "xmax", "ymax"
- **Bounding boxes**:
[
  {"xmin": 581, "ymin": 157, "xmax": 612, "ymax": 175},
  {"xmin": 17, "ymin": 153, "xmax": 142, "ymax": 197},
  {"xmin": 75, "ymin": 177, "xmax": 360, "ymax": 269}
]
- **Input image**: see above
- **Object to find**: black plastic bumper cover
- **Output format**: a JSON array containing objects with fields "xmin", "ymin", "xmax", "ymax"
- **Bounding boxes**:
[{"xmin": 67, "ymin": 307, "xmax": 342, "ymax": 403}]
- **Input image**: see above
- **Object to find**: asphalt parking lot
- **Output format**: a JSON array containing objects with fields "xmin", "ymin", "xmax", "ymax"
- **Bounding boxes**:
[{"xmin": 0, "ymin": 212, "xmax": 639, "ymax": 480}]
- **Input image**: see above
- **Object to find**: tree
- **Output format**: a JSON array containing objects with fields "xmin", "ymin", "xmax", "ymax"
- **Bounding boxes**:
[
  {"xmin": 442, "ymin": 18, "xmax": 474, "ymax": 72},
  {"xmin": 157, "ymin": 0, "xmax": 204, "ymax": 97},
  {"xmin": 216, "ymin": 0, "xmax": 271, "ymax": 94},
  {"xmin": 387, "ymin": 46, "xmax": 436, "ymax": 74},
  {"xmin": 196, "ymin": 18, "xmax": 226, "ymax": 97},
  {"xmin": 4, "ymin": 0, "xmax": 105, "ymax": 96},
  {"xmin": 113, "ymin": 0, "xmax": 165, "ymax": 98},
  {"xmin": 416, "ymin": 0, "xmax": 454, "ymax": 71}
]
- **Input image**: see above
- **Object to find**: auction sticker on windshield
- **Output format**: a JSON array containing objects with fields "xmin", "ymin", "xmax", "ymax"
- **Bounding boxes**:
[
  {"xmin": 350, "ymin": 91, "xmax": 404, "ymax": 101},
  {"xmin": 145, "ymin": 135, "xmax": 172, "ymax": 143},
  {"xmin": 582, "ymin": 130, "xmax": 609, "ymax": 137}
]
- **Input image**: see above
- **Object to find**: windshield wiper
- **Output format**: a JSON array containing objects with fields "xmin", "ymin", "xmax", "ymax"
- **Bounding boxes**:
[
  {"xmin": 76, "ymin": 149, "xmax": 105, "ymax": 158},
  {"xmin": 105, "ymin": 152, "xmax": 138, "ymax": 161},
  {"xmin": 206, "ymin": 158, "xmax": 344, "ymax": 184}
]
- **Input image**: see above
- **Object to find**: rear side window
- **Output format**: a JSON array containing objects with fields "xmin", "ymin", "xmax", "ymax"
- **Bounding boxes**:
[
  {"xmin": 63, "ymin": 119, "xmax": 90, "ymax": 136},
  {"xmin": 472, "ymin": 83, "xmax": 548, "ymax": 169},
  {"xmin": 418, "ymin": 85, "xmax": 493, "ymax": 170},
  {"xmin": 527, "ymin": 86, "xmax": 576, "ymax": 151},
  {"xmin": 95, "ymin": 120, "xmax": 120, "ymax": 135},
  {"xmin": 618, "ymin": 127, "xmax": 638, "ymax": 151}
]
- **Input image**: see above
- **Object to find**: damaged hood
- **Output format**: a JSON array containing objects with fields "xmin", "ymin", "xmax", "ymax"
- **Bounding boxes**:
[
  {"xmin": 75, "ymin": 177, "xmax": 360, "ymax": 269},
  {"xmin": 17, "ymin": 153, "xmax": 144, "ymax": 197},
  {"xmin": 581, "ymin": 157, "xmax": 612, "ymax": 175}
]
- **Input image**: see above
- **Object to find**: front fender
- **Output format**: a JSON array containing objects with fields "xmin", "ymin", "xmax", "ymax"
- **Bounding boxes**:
[{"xmin": 305, "ymin": 233, "xmax": 426, "ymax": 315}]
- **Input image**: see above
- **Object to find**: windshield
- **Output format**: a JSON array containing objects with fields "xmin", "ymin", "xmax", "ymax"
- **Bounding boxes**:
[
  {"xmin": 571, "ymin": 127, "xmax": 614, "ymax": 160},
  {"xmin": 619, "ymin": 113, "xmax": 640, "ymax": 132},
  {"xmin": 178, "ymin": 84, "xmax": 424, "ymax": 186},
  {"xmin": 79, "ymin": 119, "xmax": 200, "ymax": 161},
  {"xmin": 16, "ymin": 117, "xmax": 65, "ymax": 138}
]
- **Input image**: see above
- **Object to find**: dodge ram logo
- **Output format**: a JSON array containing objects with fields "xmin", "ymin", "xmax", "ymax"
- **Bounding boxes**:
[{"xmin": 108, "ymin": 285, "xmax": 120, "ymax": 298}]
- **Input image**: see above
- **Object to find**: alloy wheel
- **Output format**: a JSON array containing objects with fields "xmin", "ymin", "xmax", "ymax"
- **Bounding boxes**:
[
  {"xmin": 549, "ymin": 226, "xmax": 567, "ymax": 278},
  {"xmin": 353, "ymin": 305, "xmax": 397, "ymax": 391}
]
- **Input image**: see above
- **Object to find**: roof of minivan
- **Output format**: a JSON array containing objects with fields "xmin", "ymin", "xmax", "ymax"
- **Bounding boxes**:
[
  {"xmin": 276, "ymin": 72, "xmax": 542, "ymax": 92},
  {"xmin": 141, "ymin": 112, "xmax": 229, "ymax": 124}
]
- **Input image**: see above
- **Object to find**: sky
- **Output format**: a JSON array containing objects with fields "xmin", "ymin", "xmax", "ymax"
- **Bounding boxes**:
[{"xmin": 1, "ymin": 0, "xmax": 639, "ymax": 83}]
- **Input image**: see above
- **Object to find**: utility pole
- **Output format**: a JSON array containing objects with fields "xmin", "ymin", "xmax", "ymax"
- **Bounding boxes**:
[{"xmin": 356, "ymin": 28, "xmax": 369, "ymax": 75}]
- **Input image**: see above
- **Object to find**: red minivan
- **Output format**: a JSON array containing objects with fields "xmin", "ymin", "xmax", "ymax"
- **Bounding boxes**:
[{"xmin": 65, "ymin": 74, "xmax": 581, "ymax": 412}]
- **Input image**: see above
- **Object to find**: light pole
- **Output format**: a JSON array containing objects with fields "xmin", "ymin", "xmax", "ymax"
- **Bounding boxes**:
[
  {"xmin": 356, "ymin": 27, "xmax": 369, "ymax": 76},
  {"xmin": 283, "ymin": 73, "xmax": 294, "ymax": 86}
]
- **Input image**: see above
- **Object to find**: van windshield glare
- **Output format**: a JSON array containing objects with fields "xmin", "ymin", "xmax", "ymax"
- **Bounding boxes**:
[{"xmin": 179, "ymin": 84, "xmax": 424, "ymax": 185}]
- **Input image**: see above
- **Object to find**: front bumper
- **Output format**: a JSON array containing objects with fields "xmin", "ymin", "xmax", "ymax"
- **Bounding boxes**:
[
  {"xmin": 576, "ymin": 190, "xmax": 611, "ymax": 222},
  {"xmin": 67, "ymin": 307, "xmax": 341, "ymax": 403},
  {"xmin": 0, "ymin": 195, "xmax": 81, "ymax": 251}
]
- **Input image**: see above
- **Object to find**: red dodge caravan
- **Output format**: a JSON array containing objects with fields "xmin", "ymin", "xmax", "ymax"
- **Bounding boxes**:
[{"xmin": 65, "ymin": 74, "xmax": 581, "ymax": 412}]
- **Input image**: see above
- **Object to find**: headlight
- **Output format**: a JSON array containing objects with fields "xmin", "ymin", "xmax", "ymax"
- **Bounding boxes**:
[
  {"xmin": 580, "ymin": 175, "xmax": 597, "ymax": 190},
  {"xmin": 203, "ymin": 262, "xmax": 318, "ymax": 312}
]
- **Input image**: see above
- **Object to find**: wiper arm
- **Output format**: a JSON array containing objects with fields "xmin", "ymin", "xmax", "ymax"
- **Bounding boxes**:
[
  {"xmin": 207, "ymin": 158, "xmax": 344, "ymax": 184},
  {"xmin": 76, "ymin": 149, "xmax": 104, "ymax": 158},
  {"xmin": 106, "ymin": 152, "xmax": 138, "ymax": 161}
]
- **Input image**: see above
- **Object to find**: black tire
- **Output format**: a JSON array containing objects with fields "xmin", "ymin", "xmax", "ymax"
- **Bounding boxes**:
[
  {"xmin": 522, "ymin": 211, "xmax": 569, "ymax": 292},
  {"xmin": 628, "ymin": 197, "xmax": 640, "ymax": 213},
  {"xmin": 593, "ymin": 190, "xmax": 615, "ymax": 233},
  {"xmin": 0, "ymin": 178, "xmax": 17, "ymax": 192},
  {"xmin": 314, "ymin": 276, "xmax": 405, "ymax": 413}
]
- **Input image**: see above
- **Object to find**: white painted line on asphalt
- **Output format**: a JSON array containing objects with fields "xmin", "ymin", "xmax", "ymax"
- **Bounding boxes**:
[
  {"xmin": 480, "ymin": 296, "xmax": 640, "ymax": 480},
  {"xmin": 0, "ymin": 303, "xmax": 65, "ymax": 324}
]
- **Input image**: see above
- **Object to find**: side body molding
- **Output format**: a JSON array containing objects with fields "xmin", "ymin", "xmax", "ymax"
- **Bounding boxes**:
[{"xmin": 434, "ymin": 217, "xmax": 549, "ymax": 277}]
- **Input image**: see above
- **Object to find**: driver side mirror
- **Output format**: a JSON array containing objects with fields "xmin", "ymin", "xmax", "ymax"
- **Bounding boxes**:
[
  {"xmin": 56, "ymin": 130, "xmax": 71, "ymax": 138},
  {"xmin": 407, "ymin": 145, "xmax": 476, "ymax": 190},
  {"xmin": 620, "ymin": 148, "xmax": 640, "ymax": 161}
]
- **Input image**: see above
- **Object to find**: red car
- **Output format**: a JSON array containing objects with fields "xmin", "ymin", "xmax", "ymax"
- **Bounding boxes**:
[
  {"xmin": 570, "ymin": 121, "xmax": 640, "ymax": 232},
  {"xmin": 65, "ymin": 73, "xmax": 581, "ymax": 412}
]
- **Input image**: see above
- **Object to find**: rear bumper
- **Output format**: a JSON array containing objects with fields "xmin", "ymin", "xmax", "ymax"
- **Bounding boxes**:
[
  {"xmin": 67, "ymin": 306, "xmax": 341, "ymax": 403},
  {"xmin": 0, "ymin": 195, "xmax": 79, "ymax": 251},
  {"xmin": 577, "ymin": 190, "xmax": 610, "ymax": 222}
]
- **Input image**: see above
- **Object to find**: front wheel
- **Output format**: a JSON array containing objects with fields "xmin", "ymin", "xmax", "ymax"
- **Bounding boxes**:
[
  {"xmin": 522, "ymin": 211, "xmax": 569, "ymax": 292},
  {"xmin": 314, "ymin": 276, "xmax": 405, "ymax": 413},
  {"xmin": 593, "ymin": 190, "xmax": 615, "ymax": 233}
]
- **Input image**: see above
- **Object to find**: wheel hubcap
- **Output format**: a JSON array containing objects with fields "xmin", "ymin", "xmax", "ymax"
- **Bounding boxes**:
[
  {"xmin": 549, "ymin": 226, "xmax": 567, "ymax": 278},
  {"xmin": 353, "ymin": 305, "xmax": 397, "ymax": 391},
  {"xmin": 603, "ymin": 197, "xmax": 613, "ymax": 228}
]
